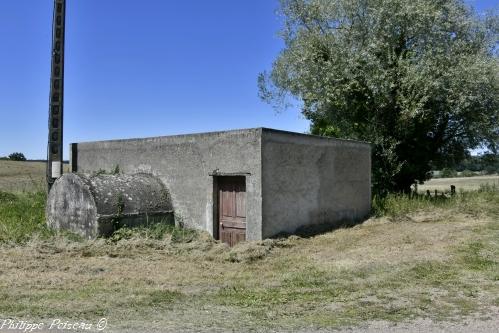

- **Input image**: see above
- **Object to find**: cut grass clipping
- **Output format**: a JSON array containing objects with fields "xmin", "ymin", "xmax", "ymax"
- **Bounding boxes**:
[{"xmin": 0, "ymin": 186, "xmax": 497, "ymax": 331}]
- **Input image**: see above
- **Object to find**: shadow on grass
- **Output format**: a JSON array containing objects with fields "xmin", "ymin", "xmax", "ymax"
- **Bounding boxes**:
[{"xmin": 272, "ymin": 217, "xmax": 367, "ymax": 239}]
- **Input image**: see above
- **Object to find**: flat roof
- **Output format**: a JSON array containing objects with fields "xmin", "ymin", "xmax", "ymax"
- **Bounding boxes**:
[{"xmin": 73, "ymin": 127, "xmax": 371, "ymax": 147}]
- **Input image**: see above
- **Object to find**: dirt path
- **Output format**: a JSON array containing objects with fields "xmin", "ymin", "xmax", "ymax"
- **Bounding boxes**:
[
  {"xmin": 100, "ymin": 317, "xmax": 499, "ymax": 333},
  {"xmin": 326, "ymin": 317, "xmax": 499, "ymax": 333},
  {"xmin": 121, "ymin": 318, "xmax": 499, "ymax": 333}
]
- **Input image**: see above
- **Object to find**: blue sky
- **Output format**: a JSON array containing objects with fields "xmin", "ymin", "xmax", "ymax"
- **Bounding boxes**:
[{"xmin": 0, "ymin": 0, "xmax": 496, "ymax": 159}]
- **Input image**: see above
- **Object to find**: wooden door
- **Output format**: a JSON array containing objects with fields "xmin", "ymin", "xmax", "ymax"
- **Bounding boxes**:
[{"xmin": 218, "ymin": 176, "xmax": 246, "ymax": 246}]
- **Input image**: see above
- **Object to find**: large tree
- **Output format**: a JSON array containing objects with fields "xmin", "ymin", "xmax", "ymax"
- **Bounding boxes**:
[{"xmin": 259, "ymin": 0, "xmax": 499, "ymax": 194}]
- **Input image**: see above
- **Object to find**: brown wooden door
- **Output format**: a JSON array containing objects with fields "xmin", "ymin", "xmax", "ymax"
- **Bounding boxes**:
[{"xmin": 218, "ymin": 176, "xmax": 246, "ymax": 246}]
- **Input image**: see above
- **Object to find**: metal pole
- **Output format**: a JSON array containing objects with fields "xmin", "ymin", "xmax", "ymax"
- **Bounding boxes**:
[{"xmin": 47, "ymin": 0, "xmax": 66, "ymax": 191}]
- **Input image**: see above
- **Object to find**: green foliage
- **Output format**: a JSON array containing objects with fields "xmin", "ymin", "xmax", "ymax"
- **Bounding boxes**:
[
  {"xmin": 112, "ymin": 165, "xmax": 120, "ymax": 175},
  {"xmin": 92, "ymin": 165, "xmax": 121, "ymax": 176},
  {"xmin": 8, "ymin": 152, "xmax": 26, "ymax": 161},
  {"xmin": 144, "ymin": 290, "xmax": 183, "ymax": 306},
  {"xmin": 108, "ymin": 216, "xmax": 196, "ymax": 243},
  {"xmin": 458, "ymin": 241, "xmax": 497, "ymax": 271},
  {"xmin": 115, "ymin": 194, "xmax": 124, "ymax": 215},
  {"xmin": 408, "ymin": 261, "xmax": 457, "ymax": 286},
  {"xmin": 456, "ymin": 153, "xmax": 499, "ymax": 173},
  {"xmin": 460, "ymin": 169, "xmax": 475, "ymax": 177},
  {"xmin": 259, "ymin": 0, "xmax": 499, "ymax": 194},
  {"xmin": 441, "ymin": 167, "xmax": 457, "ymax": 178},
  {"xmin": 0, "ymin": 187, "xmax": 192, "ymax": 245},
  {"xmin": 371, "ymin": 183, "xmax": 498, "ymax": 217},
  {"xmin": 484, "ymin": 165, "xmax": 498, "ymax": 175},
  {"xmin": 170, "ymin": 226, "xmax": 198, "ymax": 243},
  {"xmin": 0, "ymin": 191, "xmax": 53, "ymax": 243},
  {"xmin": 93, "ymin": 169, "xmax": 107, "ymax": 176},
  {"xmin": 111, "ymin": 193, "xmax": 125, "ymax": 230},
  {"xmin": 372, "ymin": 192, "xmax": 447, "ymax": 217},
  {"xmin": 0, "ymin": 191, "xmax": 17, "ymax": 202}
]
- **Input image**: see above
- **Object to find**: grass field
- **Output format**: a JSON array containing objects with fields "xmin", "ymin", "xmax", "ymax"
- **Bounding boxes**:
[
  {"xmin": 0, "ymin": 160, "xmax": 69, "ymax": 192},
  {"xmin": 0, "ymin": 160, "xmax": 46, "ymax": 192},
  {"xmin": 0, "ymin": 161, "xmax": 498, "ymax": 331},
  {"xmin": 419, "ymin": 175, "xmax": 499, "ymax": 193}
]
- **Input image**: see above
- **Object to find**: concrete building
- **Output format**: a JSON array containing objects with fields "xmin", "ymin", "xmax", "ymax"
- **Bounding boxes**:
[{"xmin": 63, "ymin": 128, "xmax": 371, "ymax": 245}]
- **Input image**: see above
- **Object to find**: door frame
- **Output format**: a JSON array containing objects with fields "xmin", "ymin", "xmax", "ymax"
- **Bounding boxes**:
[{"xmin": 211, "ymin": 173, "xmax": 249, "ymax": 241}]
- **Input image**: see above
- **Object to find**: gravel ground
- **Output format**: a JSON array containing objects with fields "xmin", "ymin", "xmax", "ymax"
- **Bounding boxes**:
[
  {"xmin": 2, "ymin": 317, "xmax": 498, "ymax": 333},
  {"xmin": 108, "ymin": 316, "xmax": 499, "ymax": 333},
  {"xmin": 116, "ymin": 319, "xmax": 499, "ymax": 333},
  {"xmin": 322, "ymin": 318, "xmax": 499, "ymax": 333}
]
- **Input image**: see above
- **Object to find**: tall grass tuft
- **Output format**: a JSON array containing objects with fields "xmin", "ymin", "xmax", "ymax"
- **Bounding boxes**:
[
  {"xmin": 0, "ymin": 189, "xmax": 198, "ymax": 245},
  {"xmin": 0, "ymin": 191, "xmax": 53, "ymax": 244},
  {"xmin": 372, "ymin": 184, "xmax": 498, "ymax": 218},
  {"xmin": 108, "ymin": 221, "xmax": 198, "ymax": 243}
]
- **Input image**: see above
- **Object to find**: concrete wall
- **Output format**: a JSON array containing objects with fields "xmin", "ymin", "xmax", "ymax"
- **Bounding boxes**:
[
  {"xmin": 261, "ymin": 129, "xmax": 371, "ymax": 238},
  {"xmin": 71, "ymin": 127, "xmax": 372, "ymax": 241},
  {"xmin": 72, "ymin": 129, "xmax": 263, "ymax": 240}
]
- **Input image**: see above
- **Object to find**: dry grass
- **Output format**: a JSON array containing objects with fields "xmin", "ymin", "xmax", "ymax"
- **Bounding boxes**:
[
  {"xmin": 419, "ymin": 175, "xmax": 499, "ymax": 193},
  {"xmin": 0, "ymin": 160, "xmax": 69, "ymax": 192},
  {"xmin": 0, "ymin": 160, "xmax": 46, "ymax": 192},
  {"xmin": 0, "ymin": 189, "xmax": 498, "ymax": 332},
  {"xmin": 0, "ymin": 165, "xmax": 497, "ymax": 331}
]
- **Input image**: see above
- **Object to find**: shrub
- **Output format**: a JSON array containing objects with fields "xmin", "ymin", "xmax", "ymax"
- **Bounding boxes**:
[
  {"xmin": 460, "ymin": 169, "xmax": 475, "ymax": 177},
  {"xmin": 8, "ymin": 152, "xmax": 26, "ymax": 161},
  {"xmin": 484, "ymin": 165, "xmax": 498, "ymax": 175},
  {"xmin": 372, "ymin": 184, "xmax": 498, "ymax": 218},
  {"xmin": 440, "ymin": 168, "xmax": 457, "ymax": 178}
]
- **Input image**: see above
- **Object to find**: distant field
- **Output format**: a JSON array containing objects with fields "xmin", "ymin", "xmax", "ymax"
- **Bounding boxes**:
[
  {"xmin": 419, "ymin": 175, "xmax": 499, "ymax": 193},
  {"xmin": 2, "ymin": 160, "xmax": 496, "ymax": 194},
  {"xmin": 0, "ymin": 160, "xmax": 69, "ymax": 192}
]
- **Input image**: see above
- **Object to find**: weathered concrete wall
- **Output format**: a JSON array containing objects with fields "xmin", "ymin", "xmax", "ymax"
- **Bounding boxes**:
[
  {"xmin": 71, "ymin": 129, "xmax": 263, "ymax": 240},
  {"xmin": 261, "ymin": 129, "xmax": 371, "ymax": 238},
  {"xmin": 70, "ymin": 128, "xmax": 371, "ymax": 241},
  {"xmin": 47, "ymin": 173, "xmax": 173, "ymax": 238}
]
